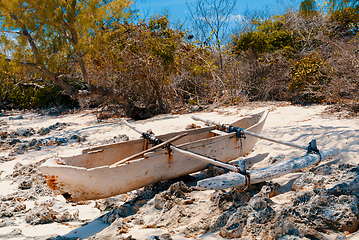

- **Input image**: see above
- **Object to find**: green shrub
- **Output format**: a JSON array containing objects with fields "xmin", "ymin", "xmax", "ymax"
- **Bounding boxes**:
[
  {"xmin": 232, "ymin": 16, "xmax": 293, "ymax": 55},
  {"xmin": 330, "ymin": 6, "xmax": 359, "ymax": 34},
  {"xmin": 0, "ymin": 80, "xmax": 78, "ymax": 110},
  {"xmin": 290, "ymin": 53, "xmax": 331, "ymax": 103}
]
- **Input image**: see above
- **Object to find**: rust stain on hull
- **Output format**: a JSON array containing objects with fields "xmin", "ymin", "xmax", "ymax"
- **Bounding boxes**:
[
  {"xmin": 166, "ymin": 149, "xmax": 174, "ymax": 167},
  {"xmin": 44, "ymin": 175, "xmax": 59, "ymax": 191}
]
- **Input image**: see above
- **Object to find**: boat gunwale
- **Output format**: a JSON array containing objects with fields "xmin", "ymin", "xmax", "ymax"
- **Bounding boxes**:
[
  {"xmin": 80, "ymin": 125, "xmax": 217, "ymax": 154},
  {"xmin": 43, "ymin": 131, "xmax": 238, "ymax": 172}
]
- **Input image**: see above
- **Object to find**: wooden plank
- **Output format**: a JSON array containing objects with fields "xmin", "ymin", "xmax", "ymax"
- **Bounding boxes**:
[
  {"xmin": 197, "ymin": 148, "xmax": 340, "ymax": 190},
  {"xmin": 210, "ymin": 129, "xmax": 229, "ymax": 136}
]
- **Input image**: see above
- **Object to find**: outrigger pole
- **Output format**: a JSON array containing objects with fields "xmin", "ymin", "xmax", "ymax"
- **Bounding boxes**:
[
  {"xmin": 191, "ymin": 116, "xmax": 320, "ymax": 154},
  {"xmin": 122, "ymin": 119, "xmax": 238, "ymax": 172}
]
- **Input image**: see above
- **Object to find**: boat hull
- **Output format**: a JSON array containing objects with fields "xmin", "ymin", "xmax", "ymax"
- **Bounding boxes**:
[{"xmin": 40, "ymin": 110, "xmax": 268, "ymax": 201}]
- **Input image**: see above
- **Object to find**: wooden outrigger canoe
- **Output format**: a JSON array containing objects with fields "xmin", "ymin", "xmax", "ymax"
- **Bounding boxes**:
[{"xmin": 40, "ymin": 110, "xmax": 269, "ymax": 201}]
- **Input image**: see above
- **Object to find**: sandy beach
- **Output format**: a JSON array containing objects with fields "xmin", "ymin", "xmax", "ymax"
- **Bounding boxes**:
[{"xmin": 0, "ymin": 102, "xmax": 358, "ymax": 239}]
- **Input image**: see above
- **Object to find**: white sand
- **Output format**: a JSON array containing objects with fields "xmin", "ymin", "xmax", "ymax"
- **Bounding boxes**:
[{"xmin": 0, "ymin": 102, "xmax": 358, "ymax": 239}]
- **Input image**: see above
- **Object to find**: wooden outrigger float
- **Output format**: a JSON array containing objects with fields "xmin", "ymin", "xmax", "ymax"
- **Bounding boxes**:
[
  {"xmin": 40, "ymin": 110, "xmax": 269, "ymax": 201},
  {"xmin": 197, "ymin": 148, "xmax": 339, "ymax": 190}
]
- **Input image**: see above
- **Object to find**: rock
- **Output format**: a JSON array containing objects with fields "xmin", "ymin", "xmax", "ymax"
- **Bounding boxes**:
[
  {"xmin": 55, "ymin": 137, "xmax": 68, "ymax": 145},
  {"xmin": 9, "ymin": 115, "xmax": 23, "ymax": 120},
  {"xmin": 28, "ymin": 138, "xmax": 38, "ymax": 147},
  {"xmin": 97, "ymin": 165, "xmax": 359, "ymax": 239},
  {"xmin": 0, "ymin": 228, "xmax": 24, "ymax": 239},
  {"xmin": 9, "ymin": 139, "xmax": 21, "ymax": 145},
  {"xmin": 37, "ymin": 122, "xmax": 69, "ymax": 136},
  {"xmin": 117, "ymin": 134, "xmax": 129, "ymax": 141},
  {"xmin": 0, "ymin": 131, "xmax": 7, "ymax": 139},
  {"xmin": 0, "ymin": 200, "xmax": 27, "ymax": 218},
  {"xmin": 11, "ymin": 127, "xmax": 35, "ymax": 137},
  {"xmin": 18, "ymin": 180, "xmax": 32, "ymax": 189},
  {"xmin": 0, "ymin": 156, "xmax": 15, "ymax": 163},
  {"xmin": 25, "ymin": 199, "xmax": 79, "ymax": 225},
  {"xmin": 37, "ymin": 127, "xmax": 51, "ymax": 135},
  {"xmin": 185, "ymin": 123, "xmax": 201, "ymax": 130},
  {"xmin": 267, "ymin": 154, "xmax": 285, "ymax": 164},
  {"xmin": 247, "ymin": 197, "xmax": 275, "ymax": 224},
  {"xmin": 49, "ymin": 122, "xmax": 69, "ymax": 130},
  {"xmin": 161, "ymin": 181, "xmax": 192, "ymax": 199},
  {"xmin": 95, "ymin": 196, "xmax": 124, "ymax": 212},
  {"xmin": 219, "ymin": 206, "xmax": 249, "ymax": 238},
  {"xmin": 102, "ymin": 203, "xmax": 137, "ymax": 224},
  {"xmin": 263, "ymin": 220, "xmax": 328, "ymax": 240},
  {"xmin": 292, "ymin": 172, "xmax": 326, "ymax": 191},
  {"xmin": 12, "ymin": 143, "xmax": 28, "ymax": 154},
  {"xmin": 152, "ymin": 194, "xmax": 166, "ymax": 209},
  {"xmin": 121, "ymin": 236, "xmax": 137, "ymax": 240},
  {"xmin": 145, "ymin": 233, "xmax": 173, "ymax": 240},
  {"xmin": 88, "ymin": 218, "xmax": 130, "ymax": 239},
  {"xmin": 326, "ymin": 167, "xmax": 359, "ymax": 198},
  {"xmin": 102, "ymin": 134, "xmax": 128, "ymax": 144},
  {"xmin": 219, "ymin": 186, "xmax": 276, "ymax": 239},
  {"xmin": 287, "ymin": 189, "xmax": 359, "ymax": 233},
  {"xmin": 186, "ymin": 105, "xmax": 203, "ymax": 113}
]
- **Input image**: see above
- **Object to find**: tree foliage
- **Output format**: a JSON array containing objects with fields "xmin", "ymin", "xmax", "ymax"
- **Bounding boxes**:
[
  {"xmin": 231, "ymin": 6, "xmax": 359, "ymax": 104},
  {"xmin": 87, "ymin": 15, "xmax": 218, "ymax": 118},
  {"xmin": 1, "ymin": 0, "xmax": 358, "ymax": 116},
  {"xmin": 290, "ymin": 53, "xmax": 331, "ymax": 102},
  {"xmin": 88, "ymin": 15, "xmax": 186, "ymax": 118},
  {"xmin": 232, "ymin": 16, "xmax": 294, "ymax": 55},
  {"xmin": 0, "ymin": 0, "xmax": 132, "ymax": 102}
]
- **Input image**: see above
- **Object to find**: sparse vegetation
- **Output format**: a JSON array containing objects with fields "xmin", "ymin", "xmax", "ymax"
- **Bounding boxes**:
[{"xmin": 0, "ymin": 0, "xmax": 358, "ymax": 117}]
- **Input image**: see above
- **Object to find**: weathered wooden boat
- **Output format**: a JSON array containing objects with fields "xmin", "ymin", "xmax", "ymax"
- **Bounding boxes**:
[{"xmin": 40, "ymin": 110, "xmax": 269, "ymax": 201}]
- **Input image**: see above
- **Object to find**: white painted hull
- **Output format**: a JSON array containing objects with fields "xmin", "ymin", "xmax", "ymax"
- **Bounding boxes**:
[{"xmin": 40, "ymin": 110, "xmax": 268, "ymax": 201}]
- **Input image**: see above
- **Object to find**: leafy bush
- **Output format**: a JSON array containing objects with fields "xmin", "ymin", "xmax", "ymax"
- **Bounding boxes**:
[
  {"xmin": 88, "ymin": 15, "xmax": 220, "ymax": 118},
  {"xmin": 289, "ymin": 53, "xmax": 331, "ymax": 103},
  {"xmin": 232, "ymin": 16, "xmax": 294, "ymax": 55},
  {"xmin": 330, "ymin": 6, "xmax": 359, "ymax": 34},
  {"xmin": 0, "ymin": 79, "xmax": 78, "ymax": 110}
]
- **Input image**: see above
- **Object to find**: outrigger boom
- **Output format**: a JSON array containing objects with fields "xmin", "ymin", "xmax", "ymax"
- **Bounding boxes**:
[
  {"xmin": 191, "ymin": 116, "xmax": 340, "ymax": 190},
  {"xmin": 191, "ymin": 116, "xmax": 318, "ymax": 153}
]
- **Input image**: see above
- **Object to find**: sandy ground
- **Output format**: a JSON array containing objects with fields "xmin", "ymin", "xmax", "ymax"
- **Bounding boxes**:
[{"xmin": 0, "ymin": 102, "xmax": 358, "ymax": 239}]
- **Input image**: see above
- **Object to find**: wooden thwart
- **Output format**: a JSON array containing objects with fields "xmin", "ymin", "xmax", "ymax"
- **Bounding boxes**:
[
  {"xmin": 122, "ymin": 119, "xmax": 238, "ymax": 171},
  {"xmin": 197, "ymin": 147, "xmax": 340, "ymax": 190}
]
